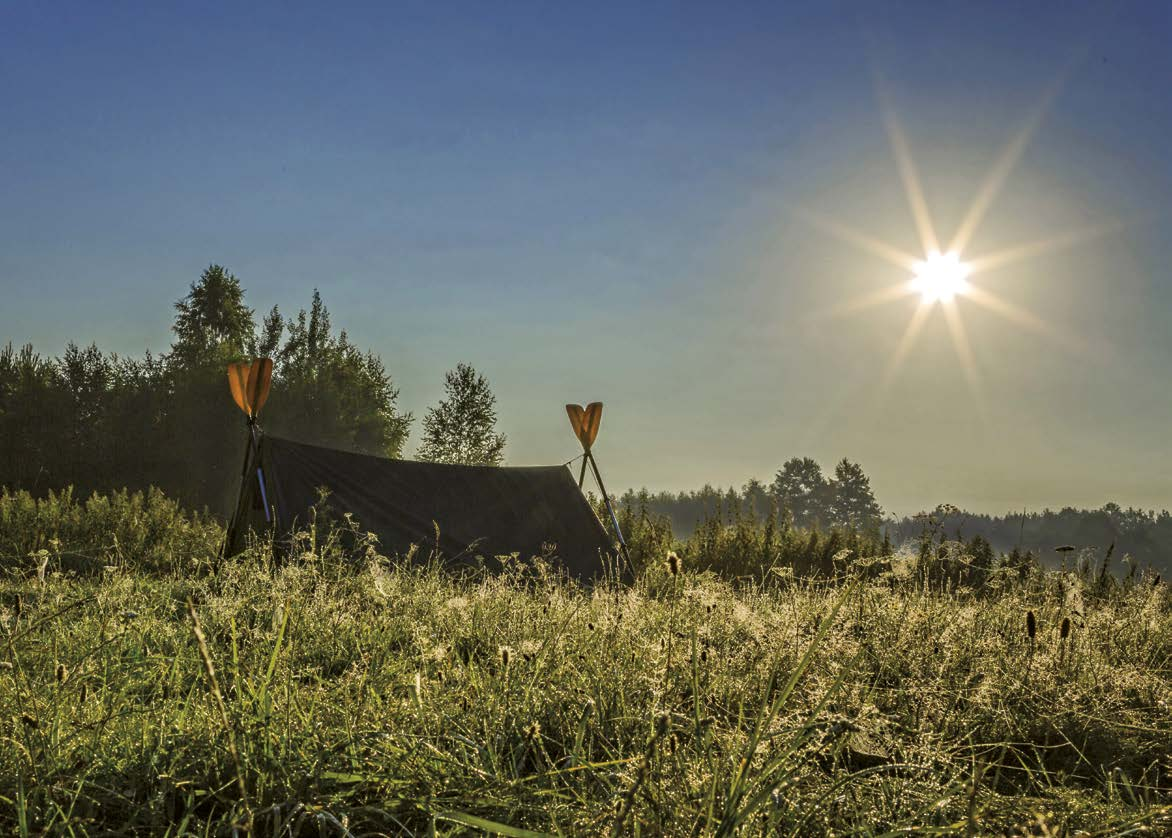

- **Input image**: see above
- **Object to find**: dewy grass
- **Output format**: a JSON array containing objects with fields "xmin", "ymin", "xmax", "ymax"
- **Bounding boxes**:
[{"xmin": 0, "ymin": 499, "xmax": 1170, "ymax": 835}]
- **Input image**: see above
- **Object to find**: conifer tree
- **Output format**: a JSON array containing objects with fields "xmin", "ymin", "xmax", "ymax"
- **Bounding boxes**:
[
  {"xmin": 827, "ymin": 458, "xmax": 882, "ymax": 530},
  {"xmin": 771, "ymin": 457, "xmax": 830, "ymax": 528}
]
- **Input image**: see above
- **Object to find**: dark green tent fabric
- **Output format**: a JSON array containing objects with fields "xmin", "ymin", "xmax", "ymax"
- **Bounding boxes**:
[{"xmin": 229, "ymin": 435, "xmax": 616, "ymax": 579}]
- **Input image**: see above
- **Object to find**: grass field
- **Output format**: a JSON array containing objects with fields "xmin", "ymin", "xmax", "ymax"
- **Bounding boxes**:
[{"xmin": 1, "ymin": 489, "xmax": 1170, "ymax": 836}]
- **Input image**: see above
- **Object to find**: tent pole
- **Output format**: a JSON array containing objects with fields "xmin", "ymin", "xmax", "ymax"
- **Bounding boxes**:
[
  {"xmin": 587, "ymin": 450, "xmax": 630, "ymax": 566},
  {"xmin": 577, "ymin": 454, "xmax": 589, "ymax": 489},
  {"xmin": 222, "ymin": 418, "xmax": 258, "ymax": 559}
]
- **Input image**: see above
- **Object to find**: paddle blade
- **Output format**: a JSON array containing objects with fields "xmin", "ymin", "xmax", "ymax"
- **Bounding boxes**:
[
  {"xmin": 228, "ymin": 362, "xmax": 252, "ymax": 416},
  {"xmin": 581, "ymin": 402, "xmax": 603, "ymax": 448},
  {"xmin": 247, "ymin": 358, "xmax": 273, "ymax": 416},
  {"xmin": 566, "ymin": 404, "xmax": 585, "ymax": 444},
  {"xmin": 566, "ymin": 402, "xmax": 602, "ymax": 450}
]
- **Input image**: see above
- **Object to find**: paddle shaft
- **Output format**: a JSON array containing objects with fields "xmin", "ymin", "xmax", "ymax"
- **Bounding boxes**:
[{"xmin": 587, "ymin": 451, "xmax": 629, "ymax": 561}]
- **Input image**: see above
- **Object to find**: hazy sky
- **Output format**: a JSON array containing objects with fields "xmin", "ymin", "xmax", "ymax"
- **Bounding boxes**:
[{"xmin": 3, "ymin": 2, "xmax": 1172, "ymax": 515}]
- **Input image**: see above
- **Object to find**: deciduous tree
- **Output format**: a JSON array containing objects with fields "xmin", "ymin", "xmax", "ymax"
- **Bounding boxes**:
[
  {"xmin": 771, "ymin": 457, "xmax": 829, "ymax": 528},
  {"xmin": 417, "ymin": 363, "xmax": 506, "ymax": 466}
]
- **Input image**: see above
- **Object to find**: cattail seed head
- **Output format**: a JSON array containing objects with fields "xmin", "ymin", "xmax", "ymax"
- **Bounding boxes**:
[
  {"xmin": 1060, "ymin": 617, "xmax": 1071, "ymax": 640},
  {"xmin": 666, "ymin": 552, "xmax": 680, "ymax": 576},
  {"xmin": 80, "ymin": 683, "xmax": 88, "ymax": 704},
  {"xmin": 1026, "ymin": 610, "xmax": 1036, "ymax": 640},
  {"xmin": 14, "ymin": 595, "xmax": 22, "ymax": 620}
]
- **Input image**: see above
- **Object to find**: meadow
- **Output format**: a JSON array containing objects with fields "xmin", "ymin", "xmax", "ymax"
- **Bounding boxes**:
[{"xmin": 1, "ymin": 488, "xmax": 1170, "ymax": 836}]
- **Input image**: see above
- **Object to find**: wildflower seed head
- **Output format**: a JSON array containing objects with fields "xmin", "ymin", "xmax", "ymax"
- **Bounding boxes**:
[
  {"xmin": 56, "ymin": 663, "xmax": 67, "ymax": 684},
  {"xmin": 525, "ymin": 720, "xmax": 541, "ymax": 740},
  {"xmin": 1026, "ymin": 610, "xmax": 1036, "ymax": 640},
  {"xmin": 666, "ymin": 552, "xmax": 680, "ymax": 577},
  {"xmin": 500, "ymin": 646, "xmax": 510, "ymax": 668},
  {"xmin": 1060, "ymin": 616, "xmax": 1071, "ymax": 640}
]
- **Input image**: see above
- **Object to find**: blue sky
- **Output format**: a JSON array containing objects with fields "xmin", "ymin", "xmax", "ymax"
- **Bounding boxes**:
[{"xmin": 3, "ymin": 1, "xmax": 1171, "ymax": 514}]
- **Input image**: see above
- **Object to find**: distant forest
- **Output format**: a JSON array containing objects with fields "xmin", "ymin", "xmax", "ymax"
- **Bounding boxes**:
[{"xmin": 620, "ymin": 472, "xmax": 1172, "ymax": 574}]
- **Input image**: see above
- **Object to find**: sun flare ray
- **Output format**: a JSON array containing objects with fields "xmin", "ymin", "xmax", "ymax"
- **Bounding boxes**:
[
  {"xmin": 807, "ymin": 282, "xmax": 917, "ymax": 322},
  {"xmin": 941, "ymin": 299, "xmax": 989, "ymax": 426},
  {"xmin": 967, "ymin": 219, "xmax": 1126, "ymax": 276},
  {"xmin": 791, "ymin": 207, "xmax": 919, "ymax": 270},
  {"xmin": 961, "ymin": 285, "xmax": 1086, "ymax": 356},
  {"xmin": 877, "ymin": 300, "xmax": 932, "ymax": 395},
  {"xmin": 879, "ymin": 96, "xmax": 941, "ymax": 256},
  {"xmin": 947, "ymin": 73, "xmax": 1067, "ymax": 255}
]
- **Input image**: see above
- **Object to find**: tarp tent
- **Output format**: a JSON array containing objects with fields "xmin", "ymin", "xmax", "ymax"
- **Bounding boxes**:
[{"xmin": 226, "ymin": 434, "xmax": 618, "ymax": 580}]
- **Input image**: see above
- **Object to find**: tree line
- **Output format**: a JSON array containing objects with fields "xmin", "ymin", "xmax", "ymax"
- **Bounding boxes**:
[
  {"xmin": 887, "ymin": 502, "xmax": 1172, "ymax": 574},
  {"xmin": 623, "ymin": 471, "xmax": 1172, "ymax": 574},
  {"xmin": 0, "ymin": 265, "xmax": 507, "ymax": 516},
  {"xmin": 618, "ymin": 455, "xmax": 885, "ymax": 535}
]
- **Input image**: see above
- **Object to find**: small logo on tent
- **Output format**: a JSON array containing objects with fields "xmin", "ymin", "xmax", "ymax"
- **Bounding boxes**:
[{"xmin": 227, "ymin": 358, "xmax": 273, "ymax": 420}]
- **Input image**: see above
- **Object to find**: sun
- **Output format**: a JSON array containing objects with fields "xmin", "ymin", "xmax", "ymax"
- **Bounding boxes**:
[
  {"xmin": 794, "ymin": 69, "xmax": 1119, "ymax": 431},
  {"xmin": 910, "ymin": 250, "xmax": 970, "ymax": 304}
]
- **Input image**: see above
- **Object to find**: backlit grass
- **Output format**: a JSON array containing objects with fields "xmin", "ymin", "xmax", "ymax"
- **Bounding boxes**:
[{"xmin": 0, "ymin": 490, "xmax": 1169, "ymax": 835}]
